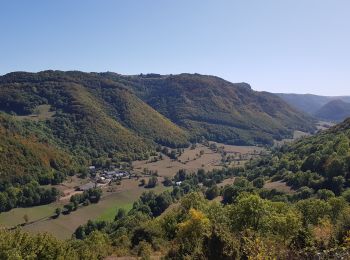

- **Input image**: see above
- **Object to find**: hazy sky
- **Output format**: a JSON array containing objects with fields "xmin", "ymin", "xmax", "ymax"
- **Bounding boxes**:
[{"xmin": 1, "ymin": 0, "xmax": 349, "ymax": 95}]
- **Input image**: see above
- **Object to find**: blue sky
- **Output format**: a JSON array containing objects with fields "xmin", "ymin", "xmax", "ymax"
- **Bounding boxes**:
[{"xmin": 1, "ymin": 0, "xmax": 349, "ymax": 95}]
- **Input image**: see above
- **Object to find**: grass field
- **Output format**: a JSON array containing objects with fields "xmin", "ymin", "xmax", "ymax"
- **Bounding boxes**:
[
  {"xmin": 0, "ymin": 179, "xmax": 169, "ymax": 239},
  {"xmin": 0, "ymin": 203, "xmax": 57, "ymax": 227}
]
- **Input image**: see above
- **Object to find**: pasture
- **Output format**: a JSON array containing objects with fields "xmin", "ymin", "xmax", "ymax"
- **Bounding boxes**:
[{"xmin": 0, "ymin": 178, "xmax": 168, "ymax": 239}]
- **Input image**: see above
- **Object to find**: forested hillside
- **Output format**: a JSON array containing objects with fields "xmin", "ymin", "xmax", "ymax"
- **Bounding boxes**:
[
  {"xmin": 0, "ymin": 71, "xmax": 316, "ymax": 182},
  {"xmin": 0, "ymin": 71, "xmax": 189, "ymax": 211},
  {"xmin": 104, "ymin": 73, "xmax": 316, "ymax": 145},
  {"xmin": 0, "ymin": 70, "xmax": 317, "ymax": 213},
  {"xmin": 244, "ymin": 117, "xmax": 350, "ymax": 196}
]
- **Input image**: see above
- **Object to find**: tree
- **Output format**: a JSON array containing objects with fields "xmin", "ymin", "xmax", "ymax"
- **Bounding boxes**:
[
  {"xmin": 174, "ymin": 169, "xmax": 187, "ymax": 182},
  {"xmin": 231, "ymin": 194, "xmax": 269, "ymax": 231},
  {"xmin": 252, "ymin": 177, "xmax": 265, "ymax": 188},
  {"xmin": 342, "ymin": 189, "xmax": 350, "ymax": 203},
  {"xmin": 331, "ymin": 176, "xmax": 345, "ymax": 195},
  {"xmin": 146, "ymin": 176, "xmax": 158, "ymax": 188},
  {"xmin": 64, "ymin": 203, "xmax": 74, "ymax": 214},
  {"xmin": 296, "ymin": 199, "xmax": 331, "ymax": 226},
  {"xmin": 325, "ymin": 158, "xmax": 345, "ymax": 180},
  {"xmin": 205, "ymin": 185, "xmax": 219, "ymax": 200},
  {"xmin": 180, "ymin": 192, "xmax": 207, "ymax": 211},
  {"xmin": 55, "ymin": 207, "xmax": 62, "ymax": 217},
  {"xmin": 136, "ymin": 241, "xmax": 152, "ymax": 259},
  {"xmin": 316, "ymin": 189, "xmax": 335, "ymax": 200},
  {"xmin": 153, "ymin": 192, "xmax": 172, "ymax": 216},
  {"xmin": 162, "ymin": 177, "xmax": 172, "ymax": 187},
  {"xmin": 169, "ymin": 150, "xmax": 177, "ymax": 160},
  {"xmin": 175, "ymin": 209, "xmax": 211, "ymax": 258}
]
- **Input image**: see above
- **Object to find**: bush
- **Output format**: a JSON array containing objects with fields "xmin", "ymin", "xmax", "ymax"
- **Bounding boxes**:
[
  {"xmin": 205, "ymin": 185, "xmax": 219, "ymax": 200},
  {"xmin": 146, "ymin": 177, "xmax": 158, "ymax": 188},
  {"xmin": 252, "ymin": 177, "xmax": 265, "ymax": 188}
]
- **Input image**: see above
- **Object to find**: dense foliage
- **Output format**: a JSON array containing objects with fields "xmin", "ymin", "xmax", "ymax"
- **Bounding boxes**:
[
  {"xmin": 242, "ymin": 118, "xmax": 350, "ymax": 197},
  {"xmin": 0, "ymin": 229, "xmax": 112, "ymax": 259},
  {"xmin": 104, "ymin": 72, "xmax": 316, "ymax": 145},
  {"xmin": 0, "ymin": 71, "xmax": 190, "ymax": 162},
  {"xmin": 0, "ymin": 71, "xmax": 191, "ymax": 211},
  {"xmin": 73, "ymin": 189, "xmax": 350, "ymax": 259}
]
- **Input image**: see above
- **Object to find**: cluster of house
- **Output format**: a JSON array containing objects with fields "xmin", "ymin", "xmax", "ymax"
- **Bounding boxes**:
[
  {"xmin": 77, "ymin": 167, "xmax": 131, "ymax": 191},
  {"xmin": 97, "ymin": 170, "xmax": 129, "ymax": 183}
]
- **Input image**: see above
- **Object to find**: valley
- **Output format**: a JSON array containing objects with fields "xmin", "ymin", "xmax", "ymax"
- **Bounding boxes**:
[
  {"xmin": 3, "ymin": 2, "xmax": 350, "ymax": 258},
  {"xmin": 0, "ymin": 141, "xmax": 263, "ymax": 239},
  {"xmin": 0, "ymin": 71, "xmax": 349, "ymax": 259}
]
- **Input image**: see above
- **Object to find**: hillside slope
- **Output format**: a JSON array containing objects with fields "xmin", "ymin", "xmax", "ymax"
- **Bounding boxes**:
[
  {"xmin": 104, "ymin": 73, "xmax": 316, "ymax": 145},
  {"xmin": 0, "ymin": 113, "xmax": 74, "ymax": 183},
  {"xmin": 314, "ymin": 99, "xmax": 350, "ymax": 122},
  {"xmin": 246, "ymin": 117, "xmax": 350, "ymax": 195},
  {"xmin": 0, "ymin": 70, "xmax": 317, "ymax": 186},
  {"xmin": 0, "ymin": 71, "xmax": 189, "ymax": 163}
]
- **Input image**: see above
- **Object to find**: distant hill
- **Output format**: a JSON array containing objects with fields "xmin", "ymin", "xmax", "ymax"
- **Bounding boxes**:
[
  {"xmin": 314, "ymin": 99, "xmax": 350, "ymax": 122},
  {"xmin": 276, "ymin": 93, "xmax": 350, "ymax": 116},
  {"xmin": 103, "ymin": 73, "xmax": 316, "ymax": 145}
]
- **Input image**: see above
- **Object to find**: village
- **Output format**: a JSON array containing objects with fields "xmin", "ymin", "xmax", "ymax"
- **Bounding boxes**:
[{"xmin": 77, "ymin": 166, "xmax": 131, "ymax": 191}]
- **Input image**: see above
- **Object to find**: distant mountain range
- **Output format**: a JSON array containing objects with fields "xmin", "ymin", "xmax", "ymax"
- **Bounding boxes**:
[{"xmin": 276, "ymin": 93, "xmax": 350, "ymax": 122}]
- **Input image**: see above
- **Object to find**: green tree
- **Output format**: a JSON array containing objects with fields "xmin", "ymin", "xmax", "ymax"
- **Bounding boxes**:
[
  {"xmin": 146, "ymin": 176, "xmax": 158, "ymax": 188},
  {"xmin": 205, "ymin": 185, "xmax": 220, "ymax": 200},
  {"xmin": 296, "ymin": 199, "xmax": 331, "ymax": 226},
  {"xmin": 316, "ymin": 189, "xmax": 335, "ymax": 200},
  {"xmin": 55, "ymin": 207, "xmax": 62, "ymax": 217},
  {"xmin": 252, "ymin": 177, "xmax": 265, "ymax": 188},
  {"xmin": 231, "ymin": 194, "xmax": 270, "ymax": 232}
]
